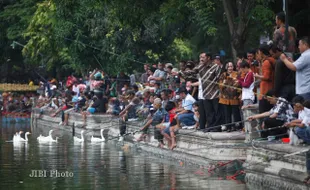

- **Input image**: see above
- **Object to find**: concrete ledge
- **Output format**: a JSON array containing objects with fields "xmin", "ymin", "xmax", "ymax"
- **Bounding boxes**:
[
  {"xmin": 246, "ymin": 172, "xmax": 309, "ymax": 190},
  {"xmin": 32, "ymin": 107, "xmax": 248, "ymax": 162},
  {"xmin": 245, "ymin": 142, "xmax": 309, "ymax": 189}
]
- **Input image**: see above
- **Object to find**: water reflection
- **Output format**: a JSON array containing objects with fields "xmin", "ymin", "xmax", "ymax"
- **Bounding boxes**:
[{"xmin": 0, "ymin": 120, "xmax": 247, "ymax": 189}]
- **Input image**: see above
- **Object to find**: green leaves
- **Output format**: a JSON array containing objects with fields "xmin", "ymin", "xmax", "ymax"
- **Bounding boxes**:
[{"xmin": 0, "ymin": 0, "xmax": 279, "ymax": 78}]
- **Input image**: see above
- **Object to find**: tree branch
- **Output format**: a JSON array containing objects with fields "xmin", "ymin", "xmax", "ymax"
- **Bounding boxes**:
[
  {"xmin": 244, "ymin": 0, "xmax": 255, "ymax": 27},
  {"xmin": 222, "ymin": 0, "xmax": 235, "ymax": 35}
]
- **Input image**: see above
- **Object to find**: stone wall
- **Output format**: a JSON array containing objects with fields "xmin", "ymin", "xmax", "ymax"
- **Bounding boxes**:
[
  {"xmin": 242, "ymin": 106, "xmax": 309, "ymax": 189},
  {"xmin": 245, "ymin": 141, "xmax": 309, "ymax": 189},
  {"xmin": 32, "ymin": 106, "xmax": 310, "ymax": 189},
  {"xmin": 32, "ymin": 108, "xmax": 248, "ymax": 164}
]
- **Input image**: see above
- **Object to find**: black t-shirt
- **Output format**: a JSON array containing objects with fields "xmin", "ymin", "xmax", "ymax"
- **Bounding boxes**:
[
  {"xmin": 274, "ymin": 59, "xmax": 295, "ymax": 97},
  {"xmin": 78, "ymin": 97, "xmax": 86, "ymax": 107},
  {"xmin": 91, "ymin": 97, "xmax": 108, "ymax": 113},
  {"xmin": 100, "ymin": 76, "xmax": 111, "ymax": 91}
]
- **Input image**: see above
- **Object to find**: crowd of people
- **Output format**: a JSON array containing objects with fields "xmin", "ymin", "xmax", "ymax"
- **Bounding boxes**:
[
  {"xmin": 0, "ymin": 92, "xmax": 34, "ymax": 117},
  {"xmin": 33, "ymin": 12, "xmax": 310, "ymax": 148},
  {"xmin": 3, "ymin": 11, "xmax": 310, "ymax": 183}
]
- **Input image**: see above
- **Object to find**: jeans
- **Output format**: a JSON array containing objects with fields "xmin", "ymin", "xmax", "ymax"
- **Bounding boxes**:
[
  {"xmin": 307, "ymin": 151, "xmax": 310, "ymax": 175},
  {"xmin": 177, "ymin": 112, "xmax": 196, "ymax": 126},
  {"xmin": 299, "ymin": 92, "xmax": 310, "ymax": 101},
  {"xmin": 295, "ymin": 126, "xmax": 310, "ymax": 175},
  {"xmin": 295, "ymin": 126, "xmax": 310, "ymax": 144}
]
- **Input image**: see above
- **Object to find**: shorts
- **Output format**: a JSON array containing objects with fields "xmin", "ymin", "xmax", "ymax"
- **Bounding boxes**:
[
  {"xmin": 161, "ymin": 122, "xmax": 171, "ymax": 136},
  {"xmin": 164, "ymin": 126, "xmax": 179, "ymax": 136},
  {"xmin": 64, "ymin": 108, "xmax": 74, "ymax": 114},
  {"xmin": 163, "ymin": 126, "xmax": 171, "ymax": 136},
  {"xmin": 61, "ymin": 105, "xmax": 72, "ymax": 111},
  {"xmin": 162, "ymin": 122, "xmax": 170, "ymax": 128}
]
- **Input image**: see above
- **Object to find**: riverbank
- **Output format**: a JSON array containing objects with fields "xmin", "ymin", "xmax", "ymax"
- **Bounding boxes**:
[
  {"xmin": 31, "ymin": 107, "xmax": 247, "ymax": 171},
  {"xmin": 31, "ymin": 107, "xmax": 310, "ymax": 189},
  {"xmin": 245, "ymin": 141, "xmax": 310, "ymax": 190}
]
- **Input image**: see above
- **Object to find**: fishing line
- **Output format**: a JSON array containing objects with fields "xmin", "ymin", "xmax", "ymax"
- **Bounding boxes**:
[
  {"xmin": 174, "ymin": 120, "xmax": 248, "ymax": 137},
  {"xmin": 60, "ymin": 35, "xmax": 146, "ymax": 65},
  {"xmin": 42, "ymin": 30, "xmax": 297, "ymax": 107},
  {"xmin": 186, "ymin": 124, "xmax": 289, "ymax": 151}
]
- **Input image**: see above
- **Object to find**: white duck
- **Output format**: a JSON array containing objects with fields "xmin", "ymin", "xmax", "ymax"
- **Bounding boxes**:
[
  {"xmin": 49, "ymin": 136, "xmax": 59, "ymax": 142},
  {"xmin": 37, "ymin": 130, "xmax": 55, "ymax": 142},
  {"xmin": 74, "ymin": 130, "xmax": 85, "ymax": 143},
  {"xmin": 91, "ymin": 129, "xmax": 105, "ymax": 142},
  {"xmin": 13, "ymin": 131, "xmax": 24, "ymax": 142},
  {"xmin": 20, "ymin": 132, "xmax": 31, "ymax": 142}
]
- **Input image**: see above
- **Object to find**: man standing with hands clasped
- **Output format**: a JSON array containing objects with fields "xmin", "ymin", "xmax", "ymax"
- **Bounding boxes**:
[
  {"xmin": 280, "ymin": 37, "xmax": 310, "ymax": 100},
  {"xmin": 180, "ymin": 52, "xmax": 222, "ymax": 132}
]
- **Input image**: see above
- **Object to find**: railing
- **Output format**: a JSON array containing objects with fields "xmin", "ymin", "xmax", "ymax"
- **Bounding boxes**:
[{"xmin": 0, "ymin": 83, "xmax": 39, "ymax": 91}]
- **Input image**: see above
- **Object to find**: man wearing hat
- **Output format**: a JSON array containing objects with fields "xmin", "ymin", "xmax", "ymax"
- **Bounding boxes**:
[{"xmin": 180, "ymin": 52, "xmax": 222, "ymax": 131}]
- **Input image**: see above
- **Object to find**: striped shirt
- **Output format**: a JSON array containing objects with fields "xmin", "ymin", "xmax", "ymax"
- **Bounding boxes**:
[
  {"xmin": 269, "ymin": 97, "xmax": 295, "ymax": 122},
  {"xmin": 180, "ymin": 62, "xmax": 222, "ymax": 99}
]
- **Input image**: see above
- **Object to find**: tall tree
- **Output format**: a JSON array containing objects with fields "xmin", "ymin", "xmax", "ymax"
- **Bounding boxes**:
[{"xmin": 222, "ymin": 0, "xmax": 274, "ymax": 59}]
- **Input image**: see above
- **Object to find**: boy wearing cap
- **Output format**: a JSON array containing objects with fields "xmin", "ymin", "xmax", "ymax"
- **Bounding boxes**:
[
  {"xmin": 174, "ymin": 87, "xmax": 196, "ymax": 128},
  {"xmin": 169, "ymin": 87, "xmax": 196, "ymax": 150}
]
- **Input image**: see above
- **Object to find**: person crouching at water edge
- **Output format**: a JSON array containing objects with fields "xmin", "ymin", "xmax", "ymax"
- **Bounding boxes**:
[
  {"xmin": 170, "ymin": 87, "xmax": 196, "ymax": 149},
  {"xmin": 118, "ymin": 90, "xmax": 141, "ymax": 141},
  {"xmin": 139, "ymin": 98, "xmax": 168, "ymax": 148},
  {"xmin": 247, "ymin": 90, "xmax": 295, "ymax": 139},
  {"xmin": 174, "ymin": 87, "xmax": 196, "ymax": 129},
  {"xmin": 284, "ymin": 97, "xmax": 310, "ymax": 144},
  {"xmin": 155, "ymin": 101, "xmax": 177, "ymax": 149}
]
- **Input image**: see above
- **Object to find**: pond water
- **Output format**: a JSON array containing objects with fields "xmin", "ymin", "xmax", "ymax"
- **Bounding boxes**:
[{"xmin": 0, "ymin": 120, "xmax": 247, "ymax": 190}]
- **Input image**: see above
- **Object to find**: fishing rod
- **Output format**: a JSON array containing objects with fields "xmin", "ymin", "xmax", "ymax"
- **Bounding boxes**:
[
  {"xmin": 228, "ymin": 124, "xmax": 286, "ymax": 139},
  {"xmin": 52, "ymin": 30, "xmax": 296, "ymax": 107},
  {"xmin": 92, "ymin": 54, "xmax": 104, "ymax": 71},
  {"xmin": 107, "ymin": 130, "xmax": 141, "ymax": 141},
  {"xmin": 175, "ymin": 120, "xmax": 249, "ymax": 137},
  {"xmin": 186, "ymin": 124, "xmax": 290, "ymax": 152}
]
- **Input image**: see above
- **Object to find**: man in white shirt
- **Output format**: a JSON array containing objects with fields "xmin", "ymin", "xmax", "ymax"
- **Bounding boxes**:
[
  {"xmin": 280, "ymin": 37, "xmax": 310, "ymax": 100},
  {"xmin": 285, "ymin": 97, "xmax": 310, "ymax": 144},
  {"xmin": 175, "ymin": 87, "xmax": 196, "ymax": 129}
]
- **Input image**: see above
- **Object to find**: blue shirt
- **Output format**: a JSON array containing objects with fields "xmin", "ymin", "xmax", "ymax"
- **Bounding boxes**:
[
  {"xmin": 294, "ymin": 49, "xmax": 310, "ymax": 94},
  {"xmin": 151, "ymin": 108, "xmax": 168, "ymax": 126},
  {"xmin": 182, "ymin": 94, "xmax": 196, "ymax": 112}
]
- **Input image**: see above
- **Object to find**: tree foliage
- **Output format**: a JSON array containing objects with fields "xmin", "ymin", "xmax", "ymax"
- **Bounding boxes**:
[{"xmin": 0, "ymin": 0, "xmax": 279, "ymax": 79}]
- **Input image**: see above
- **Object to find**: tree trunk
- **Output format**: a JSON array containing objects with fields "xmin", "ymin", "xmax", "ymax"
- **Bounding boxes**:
[
  {"xmin": 231, "ymin": 43, "xmax": 237, "ymax": 62},
  {"xmin": 222, "ymin": 0, "xmax": 253, "ymax": 60}
]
